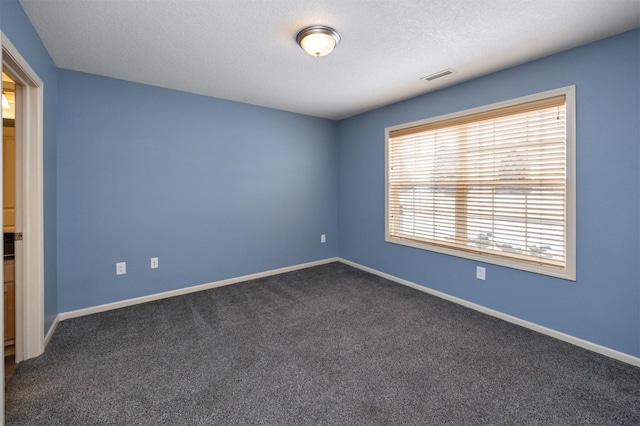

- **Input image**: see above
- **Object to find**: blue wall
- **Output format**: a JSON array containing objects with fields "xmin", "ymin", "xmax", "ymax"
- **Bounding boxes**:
[
  {"xmin": 337, "ymin": 29, "xmax": 640, "ymax": 357},
  {"xmin": 56, "ymin": 71, "xmax": 339, "ymax": 311},
  {"xmin": 1, "ymin": 0, "xmax": 59, "ymax": 334}
]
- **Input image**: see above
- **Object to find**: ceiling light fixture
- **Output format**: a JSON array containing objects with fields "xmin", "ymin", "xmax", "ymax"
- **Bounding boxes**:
[{"xmin": 296, "ymin": 25, "xmax": 340, "ymax": 57}]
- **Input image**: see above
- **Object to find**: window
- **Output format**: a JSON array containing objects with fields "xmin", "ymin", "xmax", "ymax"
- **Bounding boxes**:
[{"xmin": 386, "ymin": 86, "xmax": 575, "ymax": 280}]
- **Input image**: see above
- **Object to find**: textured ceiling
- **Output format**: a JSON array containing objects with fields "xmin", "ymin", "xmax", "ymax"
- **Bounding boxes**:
[{"xmin": 17, "ymin": 0, "xmax": 640, "ymax": 120}]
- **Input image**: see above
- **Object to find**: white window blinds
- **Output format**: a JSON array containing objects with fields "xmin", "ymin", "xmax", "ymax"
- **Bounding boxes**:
[{"xmin": 387, "ymin": 91, "xmax": 574, "ymax": 277}]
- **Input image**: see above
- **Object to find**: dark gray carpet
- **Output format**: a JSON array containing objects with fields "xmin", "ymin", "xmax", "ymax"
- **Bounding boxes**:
[{"xmin": 6, "ymin": 262, "xmax": 640, "ymax": 425}]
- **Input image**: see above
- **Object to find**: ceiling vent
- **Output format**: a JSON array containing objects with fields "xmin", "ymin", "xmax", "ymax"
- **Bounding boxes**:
[{"xmin": 421, "ymin": 68, "xmax": 455, "ymax": 82}]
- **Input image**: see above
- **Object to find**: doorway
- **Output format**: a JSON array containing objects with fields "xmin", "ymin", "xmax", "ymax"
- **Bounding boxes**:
[
  {"xmin": 1, "ymin": 33, "xmax": 45, "ymax": 366},
  {"xmin": 2, "ymin": 71, "xmax": 16, "ymax": 383}
]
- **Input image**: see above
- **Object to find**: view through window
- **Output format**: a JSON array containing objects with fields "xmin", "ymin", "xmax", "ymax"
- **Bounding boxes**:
[{"xmin": 386, "ymin": 87, "xmax": 575, "ymax": 280}]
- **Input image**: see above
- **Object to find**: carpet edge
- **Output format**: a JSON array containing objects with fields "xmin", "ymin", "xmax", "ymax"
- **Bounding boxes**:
[
  {"xmin": 57, "ymin": 257, "xmax": 340, "ymax": 322},
  {"xmin": 338, "ymin": 258, "xmax": 640, "ymax": 368}
]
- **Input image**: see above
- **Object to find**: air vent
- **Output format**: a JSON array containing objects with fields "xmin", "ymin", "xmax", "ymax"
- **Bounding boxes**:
[{"xmin": 421, "ymin": 68, "xmax": 455, "ymax": 82}]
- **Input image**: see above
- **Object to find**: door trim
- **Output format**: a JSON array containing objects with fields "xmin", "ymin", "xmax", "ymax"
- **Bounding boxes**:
[{"xmin": 2, "ymin": 32, "xmax": 45, "ymax": 363}]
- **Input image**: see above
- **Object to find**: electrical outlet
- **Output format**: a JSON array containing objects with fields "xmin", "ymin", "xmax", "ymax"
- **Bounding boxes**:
[
  {"xmin": 476, "ymin": 266, "xmax": 486, "ymax": 280},
  {"xmin": 116, "ymin": 262, "xmax": 126, "ymax": 275},
  {"xmin": 150, "ymin": 257, "xmax": 159, "ymax": 269},
  {"xmin": 321, "ymin": 234, "xmax": 326, "ymax": 243}
]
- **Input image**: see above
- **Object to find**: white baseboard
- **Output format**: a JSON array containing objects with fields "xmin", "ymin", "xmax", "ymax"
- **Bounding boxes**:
[
  {"xmin": 53, "ymin": 255, "xmax": 640, "ymax": 367},
  {"xmin": 44, "ymin": 315, "xmax": 60, "ymax": 347},
  {"xmin": 58, "ymin": 258, "xmax": 339, "ymax": 322},
  {"xmin": 338, "ymin": 258, "xmax": 640, "ymax": 367}
]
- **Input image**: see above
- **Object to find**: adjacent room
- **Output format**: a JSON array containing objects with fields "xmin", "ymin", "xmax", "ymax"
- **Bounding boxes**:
[{"xmin": 1, "ymin": 0, "xmax": 639, "ymax": 423}]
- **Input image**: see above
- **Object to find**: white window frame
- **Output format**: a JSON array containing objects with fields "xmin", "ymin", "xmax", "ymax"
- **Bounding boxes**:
[{"xmin": 385, "ymin": 86, "xmax": 576, "ymax": 280}]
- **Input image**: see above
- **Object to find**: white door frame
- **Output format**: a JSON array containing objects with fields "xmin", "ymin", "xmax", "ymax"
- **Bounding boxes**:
[{"xmin": 1, "ymin": 32, "xmax": 45, "ymax": 363}]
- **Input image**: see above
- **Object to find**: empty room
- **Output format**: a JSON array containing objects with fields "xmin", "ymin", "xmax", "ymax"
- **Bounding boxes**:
[{"xmin": 1, "ymin": 0, "xmax": 639, "ymax": 423}]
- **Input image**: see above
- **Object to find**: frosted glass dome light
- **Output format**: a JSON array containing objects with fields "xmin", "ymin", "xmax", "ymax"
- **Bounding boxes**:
[{"xmin": 296, "ymin": 25, "xmax": 341, "ymax": 57}]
